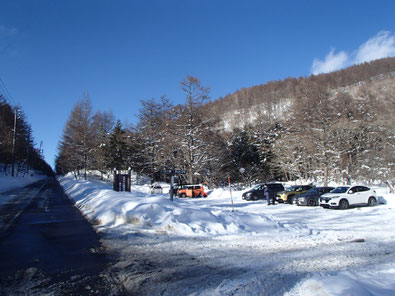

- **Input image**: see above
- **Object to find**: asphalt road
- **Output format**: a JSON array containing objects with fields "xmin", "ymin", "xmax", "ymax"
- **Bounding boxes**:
[{"xmin": 0, "ymin": 177, "xmax": 124, "ymax": 295}]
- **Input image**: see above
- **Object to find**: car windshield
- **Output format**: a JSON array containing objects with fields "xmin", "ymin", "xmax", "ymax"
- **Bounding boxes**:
[
  {"xmin": 285, "ymin": 186, "xmax": 298, "ymax": 192},
  {"xmin": 331, "ymin": 186, "xmax": 350, "ymax": 193},
  {"xmin": 305, "ymin": 188, "xmax": 318, "ymax": 194}
]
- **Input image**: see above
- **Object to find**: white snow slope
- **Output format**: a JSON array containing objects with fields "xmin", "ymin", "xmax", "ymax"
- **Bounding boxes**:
[
  {"xmin": 0, "ymin": 172, "xmax": 45, "ymax": 195},
  {"xmin": 59, "ymin": 175, "xmax": 395, "ymax": 296}
]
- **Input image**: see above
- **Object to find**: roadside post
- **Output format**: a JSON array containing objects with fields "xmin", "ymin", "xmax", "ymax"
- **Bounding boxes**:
[
  {"xmin": 228, "ymin": 177, "xmax": 235, "ymax": 212},
  {"xmin": 170, "ymin": 175, "xmax": 175, "ymax": 201},
  {"xmin": 163, "ymin": 169, "xmax": 187, "ymax": 201}
]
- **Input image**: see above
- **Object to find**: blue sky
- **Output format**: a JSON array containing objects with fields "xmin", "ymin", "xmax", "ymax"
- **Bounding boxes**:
[{"xmin": 0, "ymin": 0, "xmax": 394, "ymax": 169}]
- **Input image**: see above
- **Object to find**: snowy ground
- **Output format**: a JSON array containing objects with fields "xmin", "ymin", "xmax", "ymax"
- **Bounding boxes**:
[
  {"xmin": 59, "ymin": 175, "xmax": 395, "ymax": 295},
  {"xmin": 0, "ymin": 172, "xmax": 45, "ymax": 196}
]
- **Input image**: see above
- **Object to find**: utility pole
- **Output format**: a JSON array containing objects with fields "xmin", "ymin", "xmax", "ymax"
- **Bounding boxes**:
[
  {"xmin": 11, "ymin": 108, "xmax": 17, "ymax": 177},
  {"xmin": 39, "ymin": 141, "xmax": 43, "ymax": 157}
]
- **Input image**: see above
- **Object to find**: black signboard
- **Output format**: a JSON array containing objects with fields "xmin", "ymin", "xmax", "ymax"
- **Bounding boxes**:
[
  {"xmin": 174, "ymin": 169, "xmax": 187, "ymax": 174},
  {"xmin": 113, "ymin": 173, "xmax": 131, "ymax": 192},
  {"xmin": 163, "ymin": 169, "xmax": 187, "ymax": 175}
]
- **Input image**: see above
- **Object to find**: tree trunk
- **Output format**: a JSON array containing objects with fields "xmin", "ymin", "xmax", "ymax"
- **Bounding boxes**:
[
  {"xmin": 386, "ymin": 180, "xmax": 394, "ymax": 193},
  {"xmin": 323, "ymin": 164, "xmax": 328, "ymax": 187}
]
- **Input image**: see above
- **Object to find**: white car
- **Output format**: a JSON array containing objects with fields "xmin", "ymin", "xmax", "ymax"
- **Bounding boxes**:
[
  {"xmin": 150, "ymin": 184, "xmax": 163, "ymax": 194},
  {"xmin": 320, "ymin": 185, "xmax": 377, "ymax": 209}
]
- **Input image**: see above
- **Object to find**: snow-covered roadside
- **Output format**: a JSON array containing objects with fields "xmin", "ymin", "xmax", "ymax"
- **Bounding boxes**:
[
  {"xmin": 59, "ymin": 175, "xmax": 282, "ymax": 237},
  {"xmin": 0, "ymin": 173, "xmax": 45, "ymax": 196},
  {"xmin": 58, "ymin": 175, "xmax": 395, "ymax": 295}
]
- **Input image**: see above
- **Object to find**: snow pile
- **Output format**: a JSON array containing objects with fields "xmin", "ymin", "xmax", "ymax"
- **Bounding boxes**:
[
  {"xmin": 0, "ymin": 172, "xmax": 45, "ymax": 194},
  {"xmin": 58, "ymin": 175, "xmax": 281, "ymax": 236},
  {"xmin": 287, "ymin": 268, "xmax": 395, "ymax": 296},
  {"xmin": 375, "ymin": 186, "xmax": 395, "ymax": 207}
]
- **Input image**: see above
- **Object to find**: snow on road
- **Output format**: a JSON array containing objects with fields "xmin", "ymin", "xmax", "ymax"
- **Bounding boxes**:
[{"xmin": 59, "ymin": 175, "xmax": 395, "ymax": 295}]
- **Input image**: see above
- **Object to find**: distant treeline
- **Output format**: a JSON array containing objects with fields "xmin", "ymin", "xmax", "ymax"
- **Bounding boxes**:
[
  {"xmin": 56, "ymin": 58, "xmax": 395, "ymax": 186},
  {"xmin": 0, "ymin": 96, "xmax": 53, "ymax": 176}
]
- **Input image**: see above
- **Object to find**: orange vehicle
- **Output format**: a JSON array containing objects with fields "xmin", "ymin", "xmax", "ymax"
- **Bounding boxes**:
[{"xmin": 177, "ymin": 185, "xmax": 208, "ymax": 198}]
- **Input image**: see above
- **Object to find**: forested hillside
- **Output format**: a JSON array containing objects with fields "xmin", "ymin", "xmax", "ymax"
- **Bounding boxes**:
[
  {"xmin": 206, "ymin": 57, "xmax": 395, "ymax": 131},
  {"xmin": 56, "ymin": 58, "xmax": 395, "ymax": 187},
  {"xmin": 0, "ymin": 96, "xmax": 53, "ymax": 176}
]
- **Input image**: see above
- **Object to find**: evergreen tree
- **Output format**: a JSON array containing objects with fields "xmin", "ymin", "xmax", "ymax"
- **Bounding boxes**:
[
  {"xmin": 0, "ymin": 95, "xmax": 52, "ymax": 176},
  {"xmin": 0, "ymin": 96, "xmax": 14, "ymax": 168},
  {"xmin": 107, "ymin": 120, "xmax": 128, "ymax": 171},
  {"xmin": 228, "ymin": 129, "xmax": 260, "ymax": 186}
]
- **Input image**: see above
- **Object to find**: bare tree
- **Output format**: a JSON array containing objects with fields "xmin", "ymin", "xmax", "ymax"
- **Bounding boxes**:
[
  {"xmin": 56, "ymin": 94, "xmax": 95, "ymax": 179},
  {"xmin": 136, "ymin": 96, "xmax": 174, "ymax": 181},
  {"xmin": 175, "ymin": 76, "xmax": 211, "ymax": 184},
  {"xmin": 91, "ymin": 110, "xmax": 115, "ymax": 179}
]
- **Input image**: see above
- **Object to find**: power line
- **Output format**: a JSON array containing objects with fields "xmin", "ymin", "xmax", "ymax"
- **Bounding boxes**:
[
  {"xmin": 0, "ymin": 40, "xmax": 15, "ymax": 56},
  {"xmin": 0, "ymin": 26, "xmax": 23, "ymax": 106},
  {"xmin": 0, "ymin": 76, "xmax": 15, "ymax": 104},
  {"xmin": 0, "ymin": 76, "xmax": 16, "ymax": 106}
]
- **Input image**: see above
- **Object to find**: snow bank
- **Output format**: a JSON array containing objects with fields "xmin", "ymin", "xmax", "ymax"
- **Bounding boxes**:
[
  {"xmin": 0, "ymin": 172, "xmax": 45, "ymax": 194},
  {"xmin": 58, "ymin": 175, "xmax": 281, "ymax": 237},
  {"xmin": 287, "ymin": 267, "xmax": 395, "ymax": 296}
]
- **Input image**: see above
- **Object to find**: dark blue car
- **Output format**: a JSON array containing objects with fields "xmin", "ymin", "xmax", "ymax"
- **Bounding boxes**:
[
  {"xmin": 242, "ymin": 183, "xmax": 284, "ymax": 201},
  {"xmin": 295, "ymin": 187, "xmax": 334, "ymax": 206}
]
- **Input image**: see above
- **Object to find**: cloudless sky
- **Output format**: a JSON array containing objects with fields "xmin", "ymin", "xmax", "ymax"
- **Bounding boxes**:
[{"xmin": 0, "ymin": 0, "xmax": 394, "ymax": 169}]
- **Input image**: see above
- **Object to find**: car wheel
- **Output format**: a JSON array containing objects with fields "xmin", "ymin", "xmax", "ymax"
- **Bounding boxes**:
[
  {"xmin": 339, "ymin": 199, "xmax": 349, "ymax": 210},
  {"xmin": 368, "ymin": 197, "xmax": 377, "ymax": 207},
  {"xmin": 287, "ymin": 195, "xmax": 294, "ymax": 204},
  {"xmin": 307, "ymin": 198, "xmax": 316, "ymax": 206},
  {"xmin": 180, "ymin": 193, "xmax": 186, "ymax": 198}
]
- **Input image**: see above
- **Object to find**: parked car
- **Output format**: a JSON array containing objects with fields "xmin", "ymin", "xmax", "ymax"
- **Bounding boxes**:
[
  {"xmin": 320, "ymin": 185, "xmax": 377, "ymax": 209},
  {"xmin": 295, "ymin": 187, "xmax": 335, "ymax": 206},
  {"xmin": 242, "ymin": 183, "xmax": 285, "ymax": 201},
  {"xmin": 173, "ymin": 184, "xmax": 185, "ymax": 196},
  {"xmin": 150, "ymin": 184, "xmax": 163, "ymax": 194},
  {"xmin": 177, "ymin": 184, "xmax": 208, "ymax": 198},
  {"xmin": 277, "ymin": 185, "xmax": 315, "ymax": 204}
]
